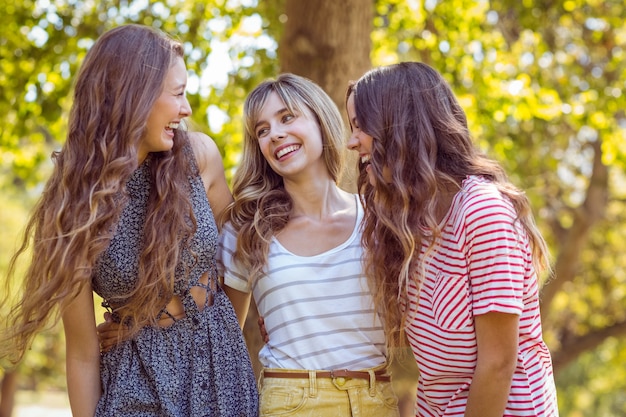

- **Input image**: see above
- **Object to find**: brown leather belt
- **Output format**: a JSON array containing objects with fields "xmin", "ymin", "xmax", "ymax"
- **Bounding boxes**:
[{"xmin": 263, "ymin": 369, "xmax": 391, "ymax": 382}]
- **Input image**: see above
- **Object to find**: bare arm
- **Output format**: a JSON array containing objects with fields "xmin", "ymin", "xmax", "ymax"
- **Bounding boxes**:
[
  {"xmin": 464, "ymin": 312, "xmax": 519, "ymax": 417},
  {"xmin": 188, "ymin": 132, "xmax": 233, "ymax": 223},
  {"xmin": 62, "ymin": 283, "xmax": 101, "ymax": 417},
  {"xmin": 222, "ymin": 285, "xmax": 251, "ymax": 329}
]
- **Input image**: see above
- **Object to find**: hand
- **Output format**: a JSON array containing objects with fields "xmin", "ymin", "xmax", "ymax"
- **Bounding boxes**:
[
  {"xmin": 258, "ymin": 316, "xmax": 269, "ymax": 343},
  {"xmin": 96, "ymin": 312, "xmax": 130, "ymax": 353}
]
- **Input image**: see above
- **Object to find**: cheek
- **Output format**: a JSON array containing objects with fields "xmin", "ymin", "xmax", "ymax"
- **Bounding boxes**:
[
  {"xmin": 257, "ymin": 139, "xmax": 273, "ymax": 161},
  {"xmin": 363, "ymin": 135, "xmax": 375, "ymax": 152}
]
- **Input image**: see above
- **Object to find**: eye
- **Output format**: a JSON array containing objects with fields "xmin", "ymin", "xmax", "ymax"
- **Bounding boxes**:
[
  {"xmin": 256, "ymin": 127, "xmax": 269, "ymax": 138},
  {"xmin": 282, "ymin": 113, "xmax": 294, "ymax": 123}
]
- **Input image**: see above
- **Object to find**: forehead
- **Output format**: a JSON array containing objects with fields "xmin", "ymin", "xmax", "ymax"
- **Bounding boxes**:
[
  {"xmin": 162, "ymin": 56, "xmax": 187, "ymax": 86},
  {"xmin": 346, "ymin": 92, "xmax": 355, "ymax": 111},
  {"xmin": 260, "ymin": 91, "xmax": 286, "ymax": 111},
  {"xmin": 258, "ymin": 90, "xmax": 311, "ymax": 119}
]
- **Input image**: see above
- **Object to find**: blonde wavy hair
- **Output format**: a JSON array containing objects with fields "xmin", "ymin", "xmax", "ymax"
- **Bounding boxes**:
[
  {"xmin": 220, "ymin": 73, "xmax": 346, "ymax": 284},
  {"xmin": 350, "ymin": 62, "xmax": 552, "ymax": 351},
  {"xmin": 1, "ymin": 24, "xmax": 196, "ymax": 362}
]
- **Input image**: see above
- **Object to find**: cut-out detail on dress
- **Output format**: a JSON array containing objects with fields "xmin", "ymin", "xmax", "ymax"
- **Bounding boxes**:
[{"xmin": 158, "ymin": 271, "xmax": 216, "ymax": 327}]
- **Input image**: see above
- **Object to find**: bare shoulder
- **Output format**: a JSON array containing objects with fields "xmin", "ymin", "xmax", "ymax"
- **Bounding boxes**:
[
  {"xmin": 185, "ymin": 131, "xmax": 232, "ymax": 216},
  {"xmin": 187, "ymin": 131, "xmax": 222, "ymax": 170}
]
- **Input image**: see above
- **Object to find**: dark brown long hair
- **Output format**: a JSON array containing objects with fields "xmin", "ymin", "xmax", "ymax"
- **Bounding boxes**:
[
  {"xmin": 2, "ymin": 24, "xmax": 195, "ymax": 362},
  {"xmin": 350, "ymin": 62, "xmax": 551, "ymax": 350}
]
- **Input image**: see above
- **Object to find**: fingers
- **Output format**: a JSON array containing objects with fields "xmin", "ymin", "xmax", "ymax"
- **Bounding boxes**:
[
  {"xmin": 96, "ymin": 316, "xmax": 129, "ymax": 353},
  {"xmin": 96, "ymin": 321, "xmax": 117, "ymax": 353},
  {"xmin": 257, "ymin": 316, "xmax": 269, "ymax": 343}
]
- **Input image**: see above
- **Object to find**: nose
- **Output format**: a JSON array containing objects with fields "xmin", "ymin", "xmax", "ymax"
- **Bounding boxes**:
[
  {"xmin": 270, "ymin": 125, "xmax": 286, "ymax": 141},
  {"xmin": 346, "ymin": 131, "xmax": 360, "ymax": 151},
  {"xmin": 180, "ymin": 96, "xmax": 192, "ymax": 117}
]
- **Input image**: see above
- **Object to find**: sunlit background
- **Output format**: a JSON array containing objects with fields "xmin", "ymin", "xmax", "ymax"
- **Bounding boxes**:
[{"xmin": 1, "ymin": 0, "xmax": 625, "ymax": 416}]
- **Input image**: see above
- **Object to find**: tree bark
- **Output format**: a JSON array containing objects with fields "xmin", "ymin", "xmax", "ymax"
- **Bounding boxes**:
[
  {"xmin": 541, "ymin": 139, "xmax": 609, "ymax": 312},
  {"xmin": 279, "ymin": 0, "xmax": 372, "ymax": 113},
  {"xmin": 539, "ymin": 138, "xmax": 612, "ymax": 374},
  {"xmin": 0, "ymin": 369, "xmax": 18, "ymax": 417},
  {"xmin": 279, "ymin": 0, "xmax": 373, "ymax": 192},
  {"xmin": 551, "ymin": 319, "xmax": 626, "ymax": 372}
]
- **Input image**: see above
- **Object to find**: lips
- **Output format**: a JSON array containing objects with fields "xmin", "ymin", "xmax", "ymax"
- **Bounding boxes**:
[
  {"xmin": 275, "ymin": 144, "xmax": 301, "ymax": 159},
  {"xmin": 165, "ymin": 122, "xmax": 180, "ymax": 132}
]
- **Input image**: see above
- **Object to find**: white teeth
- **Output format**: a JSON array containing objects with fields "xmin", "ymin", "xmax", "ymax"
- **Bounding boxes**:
[
  {"xmin": 167, "ymin": 122, "xmax": 179, "ymax": 130},
  {"xmin": 276, "ymin": 145, "xmax": 300, "ymax": 159},
  {"xmin": 361, "ymin": 154, "xmax": 371, "ymax": 164}
]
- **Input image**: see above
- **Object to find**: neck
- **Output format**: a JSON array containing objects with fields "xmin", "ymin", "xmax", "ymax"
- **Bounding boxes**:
[{"xmin": 284, "ymin": 177, "xmax": 350, "ymax": 220}]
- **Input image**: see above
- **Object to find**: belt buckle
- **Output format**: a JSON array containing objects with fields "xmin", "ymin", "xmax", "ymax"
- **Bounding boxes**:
[{"xmin": 330, "ymin": 369, "xmax": 350, "ymax": 379}]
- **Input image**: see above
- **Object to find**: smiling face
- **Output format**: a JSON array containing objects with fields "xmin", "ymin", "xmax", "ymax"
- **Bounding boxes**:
[
  {"xmin": 254, "ymin": 91, "xmax": 325, "ymax": 179},
  {"xmin": 138, "ymin": 56, "xmax": 191, "ymax": 163},
  {"xmin": 346, "ymin": 92, "xmax": 378, "ymax": 186},
  {"xmin": 346, "ymin": 91, "xmax": 394, "ymax": 187}
]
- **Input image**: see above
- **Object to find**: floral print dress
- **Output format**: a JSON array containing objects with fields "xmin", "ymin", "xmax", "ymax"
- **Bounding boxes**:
[{"xmin": 91, "ymin": 144, "xmax": 259, "ymax": 416}]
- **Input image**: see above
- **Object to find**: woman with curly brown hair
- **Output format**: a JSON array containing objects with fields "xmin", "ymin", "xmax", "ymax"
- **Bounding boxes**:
[
  {"xmin": 346, "ymin": 62, "xmax": 558, "ymax": 416},
  {"xmin": 1, "ymin": 24, "xmax": 258, "ymax": 416}
]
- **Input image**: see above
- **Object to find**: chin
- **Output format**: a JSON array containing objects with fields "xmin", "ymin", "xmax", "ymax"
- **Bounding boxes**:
[{"xmin": 160, "ymin": 139, "xmax": 175, "ymax": 152}]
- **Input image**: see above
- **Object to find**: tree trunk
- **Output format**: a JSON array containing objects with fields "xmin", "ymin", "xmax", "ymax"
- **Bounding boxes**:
[
  {"xmin": 279, "ymin": 0, "xmax": 372, "ymax": 112},
  {"xmin": 541, "ymin": 139, "xmax": 609, "ymax": 312},
  {"xmin": 541, "ymin": 139, "xmax": 613, "ymax": 372},
  {"xmin": 0, "ymin": 369, "xmax": 18, "ymax": 417},
  {"xmin": 279, "ymin": 0, "xmax": 373, "ymax": 192}
]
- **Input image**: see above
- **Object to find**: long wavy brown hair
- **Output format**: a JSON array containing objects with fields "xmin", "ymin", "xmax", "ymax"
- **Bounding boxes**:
[
  {"xmin": 1, "ymin": 24, "xmax": 196, "ymax": 362},
  {"xmin": 350, "ymin": 62, "xmax": 552, "ymax": 351},
  {"xmin": 219, "ymin": 73, "xmax": 346, "ymax": 285}
]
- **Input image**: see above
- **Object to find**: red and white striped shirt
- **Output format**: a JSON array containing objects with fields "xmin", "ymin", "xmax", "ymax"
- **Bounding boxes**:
[{"xmin": 406, "ymin": 176, "xmax": 558, "ymax": 416}]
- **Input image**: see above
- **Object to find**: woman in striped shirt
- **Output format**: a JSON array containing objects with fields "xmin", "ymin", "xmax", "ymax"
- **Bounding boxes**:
[
  {"xmin": 218, "ymin": 73, "xmax": 399, "ymax": 417},
  {"xmin": 346, "ymin": 62, "xmax": 559, "ymax": 417}
]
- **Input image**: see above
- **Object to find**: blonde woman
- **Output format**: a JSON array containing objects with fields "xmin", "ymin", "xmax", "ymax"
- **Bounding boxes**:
[{"xmin": 219, "ymin": 73, "xmax": 399, "ymax": 417}]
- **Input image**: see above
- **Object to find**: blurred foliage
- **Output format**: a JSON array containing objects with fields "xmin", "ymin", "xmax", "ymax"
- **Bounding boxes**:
[
  {"xmin": 0, "ymin": 0, "xmax": 281, "ymax": 188},
  {"xmin": 555, "ymin": 337, "xmax": 626, "ymax": 416},
  {"xmin": 1, "ymin": 0, "xmax": 625, "ymax": 415}
]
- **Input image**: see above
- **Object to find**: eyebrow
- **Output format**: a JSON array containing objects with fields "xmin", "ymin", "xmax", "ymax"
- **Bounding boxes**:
[{"xmin": 254, "ymin": 107, "xmax": 289, "ymax": 131}]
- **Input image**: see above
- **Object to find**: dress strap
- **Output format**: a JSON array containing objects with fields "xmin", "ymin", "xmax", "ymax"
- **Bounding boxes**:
[{"xmin": 179, "ymin": 265, "xmax": 219, "ymax": 318}]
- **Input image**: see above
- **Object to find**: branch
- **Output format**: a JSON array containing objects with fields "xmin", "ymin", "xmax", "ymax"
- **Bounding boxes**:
[{"xmin": 551, "ymin": 319, "xmax": 626, "ymax": 372}]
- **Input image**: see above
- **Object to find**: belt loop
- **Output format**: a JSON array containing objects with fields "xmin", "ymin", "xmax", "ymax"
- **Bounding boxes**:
[
  {"xmin": 308, "ymin": 371, "xmax": 317, "ymax": 398},
  {"xmin": 368, "ymin": 369, "xmax": 376, "ymax": 397},
  {"xmin": 257, "ymin": 370, "xmax": 264, "ymax": 392}
]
